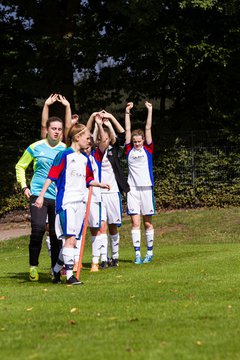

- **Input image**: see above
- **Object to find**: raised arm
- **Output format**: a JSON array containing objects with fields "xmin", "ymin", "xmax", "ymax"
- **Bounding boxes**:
[
  {"xmin": 41, "ymin": 94, "xmax": 58, "ymax": 139},
  {"xmin": 57, "ymin": 94, "xmax": 72, "ymax": 140},
  {"xmin": 94, "ymin": 114, "xmax": 108, "ymax": 152},
  {"xmin": 125, "ymin": 102, "xmax": 133, "ymax": 144},
  {"xmin": 102, "ymin": 110, "xmax": 125, "ymax": 134},
  {"xmin": 86, "ymin": 111, "xmax": 100, "ymax": 131},
  {"xmin": 102, "ymin": 119, "xmax": 117, "ymax": 145},
  {"xmin": 145, "ymin": 101, "xmax": 153, "ymax": 144},
  {"xmin": 92, "ymin": 121, "xmax": 99, "ymax": 145}
]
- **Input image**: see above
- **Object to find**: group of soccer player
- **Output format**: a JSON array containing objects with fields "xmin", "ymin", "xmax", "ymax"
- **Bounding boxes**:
[{"xmin": 15, "ymin": 94, "xmax": 155, "ymax": 285}]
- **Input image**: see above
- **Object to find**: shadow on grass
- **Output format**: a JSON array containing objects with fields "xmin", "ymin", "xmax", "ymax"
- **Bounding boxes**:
[
  {"xmin": 7, "ymin": 271, "xmax": 53, "ymax": 284},
  {"xmin": 3, "ymin": 258, "xmax": 133, "ymax": 284},
  {"xmin": 118, "ymin": 259, "xmax": 133, "ymax": 264}
]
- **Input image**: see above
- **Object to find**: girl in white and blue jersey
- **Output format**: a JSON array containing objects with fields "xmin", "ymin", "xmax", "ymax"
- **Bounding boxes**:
[
  {"xmin": 125, "ymin": 101, "xmax": 155, "ymax": 265},
  {"xmin": 76, "ymin": 114, "xmax": 108, "ymax": 273},
  {"xmin": 35, "ymin": 123, "xmax": 110, "ymax": 285}
]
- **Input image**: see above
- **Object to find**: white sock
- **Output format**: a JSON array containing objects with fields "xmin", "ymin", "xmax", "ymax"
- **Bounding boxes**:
[
  {"xmin": 45, "ymin": 235, "xmax": 51, "ymax": 257},
  {"xmin": 53, "ymin": 248, "xmax": 64, "ymax": 273},
  {"xmin": 145, "ymin": 229, "xmax": 154, "ymax": 256},
  {"xmin": 110, "ymin": 233, "xmax": 119, "ymax": 259},
  {"xmin": 74, "ymin": 238, "xmax": 81, "ymax": 265},
  {"xmin": 62, "ymin": 247, "xmax": 74, "ymax": 280},
  {"xmin": 132, "ymin": 229, "xmax": 141, "ymax": 256},
  {"xmin": 92, "ymin": 235, "xmax": 101, "ymax": 264},
  {"xmin": 100, "ymin": 234, "xmax": 108, "ymax": 262}
]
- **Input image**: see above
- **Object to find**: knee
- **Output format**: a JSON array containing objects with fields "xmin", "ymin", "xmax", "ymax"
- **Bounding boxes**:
[
  {"xmin": 108, "ymin": 224, "xmax": 117, "ymax": 235},
  {"xmin": 144, "ymin": 222, "xmax": 153, "ymax": 231},
  {"xmin": 100, "ymin": 221, "xmax": 107, "ymax": 233},
  {"xmin": 131, "ymin": 219, "xmax": 140, "ymax": 229},
  {"xmin": 31, "ymin": 223, "xmax": 46, "ymax": 237}
]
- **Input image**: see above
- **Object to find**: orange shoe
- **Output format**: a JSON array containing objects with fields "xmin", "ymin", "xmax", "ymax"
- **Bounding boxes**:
[{"xmin": 90, "ymin": 263, "xmax": 99, "ymax": 272}]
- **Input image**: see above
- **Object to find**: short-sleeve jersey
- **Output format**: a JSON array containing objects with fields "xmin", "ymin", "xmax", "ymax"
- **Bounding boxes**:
[
  {"xmin": 47, "ymin": 147, "xmax": 94, "ymax": 213},
  {"xmin": 101, "ymin": 146, "xmax": 119, "ymax": 193},
  {"xmin": 15, "ymin": 139, "xmax": 66, "ymax": 199},
  {"xmin": 88, "ymin": 148, "xmax": 104, "ymax": 202},
  {"xmin": 125, "ymin": 142, "xmax": 154, "ymax": 187}
]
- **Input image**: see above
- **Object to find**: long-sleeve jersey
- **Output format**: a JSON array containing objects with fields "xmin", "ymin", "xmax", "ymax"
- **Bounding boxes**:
[
  {"xmin": 47, "ymin": 147, "xmax": 94, "ymax": 213},
  {"xmin": 15, "ymin": 139, "xmax": 66, "ymax": 199}
]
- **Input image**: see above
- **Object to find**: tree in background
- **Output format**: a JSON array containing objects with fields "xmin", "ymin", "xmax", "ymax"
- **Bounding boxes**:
[
  {"xmin": 0, "ymin": 0, "xmax": 240, "ymax": 141},
  {"xmin": 1, "ymin": 0, "xmax": 240, "ymax": 212},
  {"xmin": 76, "ymin": 0, "xmax": 240, "ymax": 136}
]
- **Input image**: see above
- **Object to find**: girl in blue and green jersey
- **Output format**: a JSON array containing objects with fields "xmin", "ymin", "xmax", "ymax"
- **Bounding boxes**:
[{"xmin": 15, "ymin": 116, "xmax": 66, "ymax": 282}]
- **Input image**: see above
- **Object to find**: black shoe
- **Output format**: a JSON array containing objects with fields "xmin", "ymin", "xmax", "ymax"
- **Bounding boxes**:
[
  {"xmin": 66, "ymin": 275, "xmax": 83, "ymax": 285},
  {"xmin": 52, "ymin": 271, "xmax": 61, "ymax": 284},
  {"xmin": 111, "ymin": 258, "xmax": 119, "ymax": 267},
  {"xmin": 100, "ymin": 261, "xmax": 108, "ymax": 270}
]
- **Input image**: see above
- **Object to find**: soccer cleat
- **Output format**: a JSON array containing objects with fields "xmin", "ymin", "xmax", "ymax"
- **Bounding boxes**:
[
  {"xmin": 90, "ymin": 263, "xmax": 99, "ymax": 272},
  {"xmin": 110, "ymin": 258, "xmax": 119, "ymax": 267},
  {"xmin": 61, "ymin": 266, "xmax": 66, "ymax": 276},
  {"xmin": 100, "ymin": 261, "xmax": 108, "ymax": 270},
  {"xmin": 29, "ymin": 266, "xmax": 39, "ymax": 281},
  {"xmin": 66, "ymin": 275, "xmax": 83, "ymax": 285},
  {"xmin": 143, "ymin": 254, "xmax": 153, "ymax": 263},
  {"xmin": 52, "ymin": 271, "xmax": 61, "ymax": 284},
  {"xmin": 134, "ymin": 255, "xmax": 143, "ymax": 265}
]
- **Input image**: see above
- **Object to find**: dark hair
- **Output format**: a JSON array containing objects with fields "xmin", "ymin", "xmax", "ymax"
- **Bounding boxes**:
[{"xmin": 46, "ymin": 116, "xmax": 63, "ymax": 129}]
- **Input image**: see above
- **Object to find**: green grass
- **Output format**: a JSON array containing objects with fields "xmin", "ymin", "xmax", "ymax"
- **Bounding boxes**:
[{"xmin": 1, "ymin": 207, "xmax": 240, "ymax": 360}]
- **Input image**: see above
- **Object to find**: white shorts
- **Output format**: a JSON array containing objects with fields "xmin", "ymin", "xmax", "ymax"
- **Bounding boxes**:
[
  {"xmin": 127, "ymin": 186, "xmax": 155, "ymax": 216},
  {"xmin": 88, "ymin": 201, "xmax": 101, "ymax": 228},
  {"xmin": 55, "ymin": 201, "xmax": 86, "ymax": 240},
  {"xmin": 101, "ymin": 192, "xmax": 122, "ymax": 226}
]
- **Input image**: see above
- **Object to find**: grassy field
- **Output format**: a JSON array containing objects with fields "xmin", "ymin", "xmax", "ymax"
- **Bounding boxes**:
[{"xmin": 0, "ymin": 207, "xmax": 240, "ymax": 360}]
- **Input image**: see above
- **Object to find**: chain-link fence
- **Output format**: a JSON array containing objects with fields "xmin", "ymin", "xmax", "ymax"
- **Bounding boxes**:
[
  {"xmin": 1, "ymin": 131, "xmax": 240, "ymax": 211},
  {"xmin": 155, "ymin": 130, "xmax": 240, "ymax": 186}
]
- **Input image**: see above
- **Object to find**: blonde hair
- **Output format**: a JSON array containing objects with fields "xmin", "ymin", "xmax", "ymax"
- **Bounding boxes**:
[{"xmin": 66, "ymin": 123, "xmax": 87, "ymax": 147}]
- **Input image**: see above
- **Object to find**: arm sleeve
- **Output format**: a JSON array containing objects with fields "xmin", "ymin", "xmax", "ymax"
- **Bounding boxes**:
[
  {"xmin": 48, "ymin": 152, "xmax": 65, "ymax": 181},
  {"xmin": 125, "ymin": 143, "xmax": 132, "ymax": 156},
  {"xmin": 93, "ymin": 147, "xmax": 104, "ymax": 162},
  {"xmin": 86, "ymin": 158, "xmax": 94, "ymax": 185},
  {"xmin": 144, "ymin": 142, "xmax": 154, "ymax": 154},
  {"xmin": 15, "ymin": 149, "xmax": 33, "ymax": 189}
]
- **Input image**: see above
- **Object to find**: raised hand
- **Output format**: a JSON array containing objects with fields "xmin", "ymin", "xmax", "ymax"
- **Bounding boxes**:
[
  {"xmin": 45, "ymin": 93, "xmax": 58, "ymax": 106},
  {"xmin": 126, "ymin": 102, "xmax": 133, "ymax": 112},
  {"xmin": 145, "ymin": 101, "xmax": 152, "ymax": 110},
  {"xmin": 95, "ymin": 113, "xmax": 102, "ymax": 124},
  {"xmin": 57, "ymin": 94, "xmax": 70, "ymax": 107}
]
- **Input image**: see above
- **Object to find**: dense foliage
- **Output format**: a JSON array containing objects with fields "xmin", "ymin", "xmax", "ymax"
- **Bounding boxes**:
[
  {"xmin": 1, "ymin": 0, "xmax": 240, "ymax": 213},
  {"xmin": 1, "ymin": 0, "xmax": 240, "ymax": 138},
  {"xmin": 1, "ymin": 136, "xmax": 239, "ymax": 216}
]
